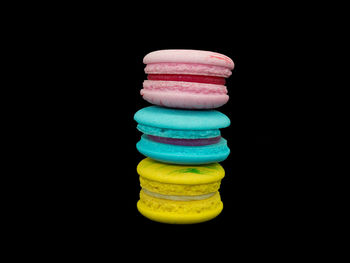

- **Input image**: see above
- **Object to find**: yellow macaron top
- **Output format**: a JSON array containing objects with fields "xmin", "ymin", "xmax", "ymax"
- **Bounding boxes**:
[{"xmin": 137, "ymin": 158, "xmax": 225, "ymax": 185}]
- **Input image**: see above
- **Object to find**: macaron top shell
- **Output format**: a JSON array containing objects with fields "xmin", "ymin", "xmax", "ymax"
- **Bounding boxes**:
[
  {"xmin": 134, "ymin": 106, "xmax": 230, "ymax": 130},
  {"xmin": 143, "ymin": 49, "xmax": 234, "ymax": 70},
  {"xmin": 137, "ymin": 157, "xmax": 225, "ymax": 185}
]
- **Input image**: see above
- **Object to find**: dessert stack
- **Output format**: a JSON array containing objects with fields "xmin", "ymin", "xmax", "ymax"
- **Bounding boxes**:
[{"xmin": 134, "ymin": 50, "xmax": 234, "ymax": 224}]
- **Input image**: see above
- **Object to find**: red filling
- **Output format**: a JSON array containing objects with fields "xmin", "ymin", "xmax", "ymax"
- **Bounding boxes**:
[
  {"xmin": 147, "ymin": 74, "xmax": 226, "ymax": 85},
  {"xmin": 147, "ymin": 135, "xmax": 221, "ymax": 146}
]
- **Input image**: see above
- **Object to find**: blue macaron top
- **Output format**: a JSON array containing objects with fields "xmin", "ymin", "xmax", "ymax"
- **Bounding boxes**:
[{"xmin": 134, "ymin": 106, "xmax": 230, "ymax": 130}]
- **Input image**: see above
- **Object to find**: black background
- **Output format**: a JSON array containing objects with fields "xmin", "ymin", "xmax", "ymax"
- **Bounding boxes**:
[
  {"xmin": 54, "ymin": 8, "xmax": 286, "ymax": 242},
  {"xmin": 12, "ymin": 2, "xmax": 330, "ymax": 255}
]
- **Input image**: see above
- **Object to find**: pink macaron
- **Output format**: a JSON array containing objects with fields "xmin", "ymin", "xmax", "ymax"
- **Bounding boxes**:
[{"xmin": 141, "ymin": 49, "xmax": 235, "ymax": 109}]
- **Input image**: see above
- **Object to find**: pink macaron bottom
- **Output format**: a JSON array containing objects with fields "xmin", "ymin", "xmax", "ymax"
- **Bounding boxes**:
[
  {"xmin": 141, "ymin": 80, "xmax": 229, "ymax": 109},
  {"xmin": 147, "ymin": 135, "xmax": 221, "ymax": 146},
  {"xmin": 141, "ymin": 89, "xmax": 229, "ymax": 109}
]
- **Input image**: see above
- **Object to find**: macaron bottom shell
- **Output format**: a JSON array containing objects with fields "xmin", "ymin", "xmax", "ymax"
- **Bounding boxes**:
[
  {"xmin": 137, "ymin": 191, "xmax": 223, "ymax": 224},
  {"xmin": 136, "ymin": 135, "xmax": 230, "ymax": 165},
  {"xmin": 141, "ymin": 89, "xmax": 229, "ymax": 109}
]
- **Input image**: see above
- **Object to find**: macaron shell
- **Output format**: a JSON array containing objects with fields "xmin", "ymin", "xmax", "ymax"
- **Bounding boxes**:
[
  {"xmin": 137, "ymin": 157, "xmax": 225, "ymax": 185},
  {"xmin": 141, "ymin": 80, "xmax": 229, "ymax": 109},
  {"xmin": 141, "ymin": 89, "xmax": 229, "ymax": 109},
  {"xmin": 137, "ymin": 191, "xmax": 223, "ymax": 224},
  {"xmin": 134, "ymin": 106, "xmax": 230, "ymax": 130},
  {"xmin": 136, "ymin": 135, "xmax": 230, "ymax": 164},
  {"xmin": 137, "ymin": 200, "xmax": 223, "ymax": 224},
  {"xmin": 143, "ymin": 49, "xmax": 234, "ymax": 70}
]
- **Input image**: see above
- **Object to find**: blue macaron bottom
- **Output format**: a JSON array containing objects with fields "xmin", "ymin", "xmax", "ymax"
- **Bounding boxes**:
[{"xmin": 136, "ymin": 135, "xmax": 230, "ymax": 165}]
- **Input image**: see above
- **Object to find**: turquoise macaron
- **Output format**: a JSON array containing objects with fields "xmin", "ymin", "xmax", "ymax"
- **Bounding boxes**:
[{"xmin": 134, "ymin": 106, "xmax": 230, "ymax": 164}]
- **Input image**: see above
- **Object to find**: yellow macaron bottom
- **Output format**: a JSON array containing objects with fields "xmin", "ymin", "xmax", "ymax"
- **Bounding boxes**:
[{"xmin": 137, "ymin": 189, "xmax": 223, "ymax": 224}]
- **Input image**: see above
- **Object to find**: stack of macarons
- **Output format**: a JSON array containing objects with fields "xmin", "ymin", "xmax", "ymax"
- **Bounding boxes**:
[{"xmin": 135, "ymin": 49, "xmax": 234, "ymax": 224}]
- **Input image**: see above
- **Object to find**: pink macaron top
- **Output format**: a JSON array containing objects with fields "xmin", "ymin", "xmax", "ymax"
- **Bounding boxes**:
[{"xmin": 143, "ymin": 49, "xmax": 234, "ymax": 70}]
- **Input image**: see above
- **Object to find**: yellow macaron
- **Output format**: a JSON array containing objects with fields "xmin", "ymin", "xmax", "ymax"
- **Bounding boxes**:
[{"xmin": 136, "ymin": 158, "xmax": 225, "ymax": 224}]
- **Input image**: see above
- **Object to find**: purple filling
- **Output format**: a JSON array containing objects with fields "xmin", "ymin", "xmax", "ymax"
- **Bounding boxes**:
[{"xmin": 147, "ymin": 135, "xmax": 221, "ymax": 146}]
